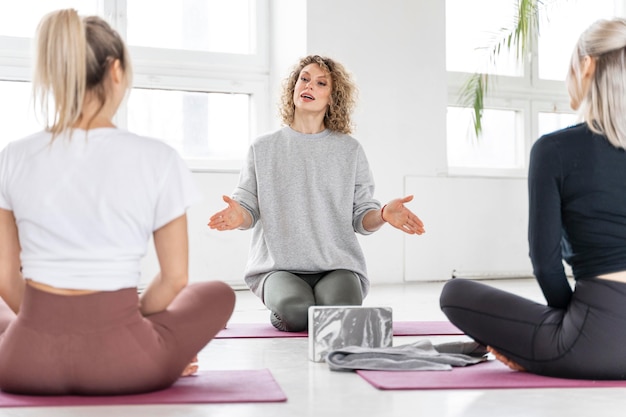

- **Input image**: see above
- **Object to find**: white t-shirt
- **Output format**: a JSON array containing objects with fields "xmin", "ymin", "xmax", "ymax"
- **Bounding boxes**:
[{"xmin": 0, "ymin": 128, "xmax": 200, "ymax": 291}]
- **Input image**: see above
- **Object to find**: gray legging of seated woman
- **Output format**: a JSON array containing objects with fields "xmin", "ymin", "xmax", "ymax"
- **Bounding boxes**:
[{"xmin": 263, "ymin": 269, "xmax": 363, "ymax": 332}]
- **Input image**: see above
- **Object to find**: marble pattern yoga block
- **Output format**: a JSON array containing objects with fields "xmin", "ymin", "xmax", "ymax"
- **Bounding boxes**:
[{"xmin": 308, "ymin": 306, "xmax": 393, "ymax": 362}]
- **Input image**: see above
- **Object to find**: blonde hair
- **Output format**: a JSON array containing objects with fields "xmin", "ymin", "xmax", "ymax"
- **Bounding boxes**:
[
  {"xmin": 279, "ymin": 55, "xmax": 357, "ymax": 134},
  {"xmin": 567, "ymin": 18, "xmax": 626, "ymax": 148},
  {"xmin": 33, "ymin": 9, "xmax": 132, "ymax": 136}
]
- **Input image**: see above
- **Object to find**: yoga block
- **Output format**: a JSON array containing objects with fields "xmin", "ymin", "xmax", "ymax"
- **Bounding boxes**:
[{"xmin": 308, "ymin": 306, "xmax": 393, "ymax": 362}]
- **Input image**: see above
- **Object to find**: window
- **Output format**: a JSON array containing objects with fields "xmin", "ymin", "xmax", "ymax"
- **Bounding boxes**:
[
  {"xmin": 0, "ymin": 1, "xmax": 270, "ymax": 170},
  {"xmin": 446, "ymin": 0, "xmax": 521, "ymax": 76},
  {"xmin": 445, "ymin": 0, "xmax": 620, "ymax": 176},
  {"xmin": 0, "ymin": 1, "xmax": 99, "ymax": 37},
  {"xmin": 1, "ymin": 81, "xmax": 40, "ymax": 149},
  {"xmin": 127, "ymin": 0, "xmax": 253, "ymax": 54},
  {"xmin": 537, "ymin": 1, "xmax": 617, "ymax": 80},
  {"xmin": 127, "ymin": 88, "xmax": 251, "ymax": 166},
  {"xmin": 536, "ymin": 110, "xmax": 580, "ymax": 138},
  {"xmin": 447, "ymin": 106, "xmax": 524, "ymax": 173}
]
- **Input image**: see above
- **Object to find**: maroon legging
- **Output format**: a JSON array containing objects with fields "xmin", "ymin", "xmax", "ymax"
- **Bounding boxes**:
[{"xmin": 0, "ymin": 281, "xmax": 235, "ymax": 395}]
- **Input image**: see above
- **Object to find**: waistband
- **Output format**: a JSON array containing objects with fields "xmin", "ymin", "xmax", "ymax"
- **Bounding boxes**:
[
  {"xmin": 18, "ymin": 284, "xmax": 141, "ymax": 333},
  {"xmin": 575, "ymin": 277, "xmax": 626, "ymax": 314}
]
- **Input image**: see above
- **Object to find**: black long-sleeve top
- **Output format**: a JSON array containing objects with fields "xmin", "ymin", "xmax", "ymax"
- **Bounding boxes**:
[{"xmin": 528, "ymin": 123, "xmax": 626, "ymax": 308}]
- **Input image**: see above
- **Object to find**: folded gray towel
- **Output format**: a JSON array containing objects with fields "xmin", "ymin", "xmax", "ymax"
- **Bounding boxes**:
[{"xmin": 326, "ymin": 340, "xmax": 488, "ymax": 371}]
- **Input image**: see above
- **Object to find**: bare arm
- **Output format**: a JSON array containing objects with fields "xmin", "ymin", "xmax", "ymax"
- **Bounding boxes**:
[
  {"xmin": 0, "ymin": 208, "xmax": 24, "ymax": 313},
  {"xmin": 362, "ymin": 195, "xmax": 426, "ymax": 235},
  {"xmin": 139, "ymin": 214, "xmax": 190, "ymax": 315}
]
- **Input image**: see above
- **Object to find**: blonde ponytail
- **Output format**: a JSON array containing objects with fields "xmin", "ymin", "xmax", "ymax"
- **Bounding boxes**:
[
  {"xmin": 33, "ymin": 9, "xmax": 86, "ymax": 136},
  {"xmin": 32, "ymin": 9, "xmax": 132, "ymax": 138}
]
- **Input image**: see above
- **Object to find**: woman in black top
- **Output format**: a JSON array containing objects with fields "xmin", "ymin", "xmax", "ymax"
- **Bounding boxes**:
[{"xmin": 440, "ymin": 17, "xmax": 626, "ymax": 379}]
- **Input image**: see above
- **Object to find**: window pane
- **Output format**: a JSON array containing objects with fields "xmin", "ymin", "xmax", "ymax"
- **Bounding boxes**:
[
  {"xmin": 127, "ymin": 0, "xmax": 253, "ymax": 54},
  {"xmin": 447, "ymin": 107, "xmax": 523, "ymax": 169},
  {"xmin": 446, "ymin": 0, "xmax": 521, "ymax": 76},
  {"xmin": 127, "ymin": 88, "xmax": 250, "ymax": 160},
  {"xmin": 0, "ymin": 1, "xmax": 98, "ymax": 37},
  {"xmin": 1, "ymin": 81, "xmax": 41, "ymax": 151},
  {"xmin": 537, "ymin": 112, "xmax": 579, "ymax": 138},
  {"xmin": 538, "ymin": 0, "xmax": 615, "ymax": 80}
]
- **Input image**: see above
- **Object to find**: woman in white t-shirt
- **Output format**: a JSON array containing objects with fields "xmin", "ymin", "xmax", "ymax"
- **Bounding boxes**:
[{"xmin": 0, "ymin": 9, "xmax": 235, "ymax": 395}]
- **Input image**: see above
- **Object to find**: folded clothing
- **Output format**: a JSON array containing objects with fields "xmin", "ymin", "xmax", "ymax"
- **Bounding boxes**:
[{"xmin": 326, "ymin": 340, "xmax": 488, "ymax": 371}]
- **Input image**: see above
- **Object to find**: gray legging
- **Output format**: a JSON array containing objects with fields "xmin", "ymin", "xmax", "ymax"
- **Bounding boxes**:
[
  {"xmin": 263, "ymin": 269, "xmax": 363, "ymax": 332},
  {"xmin": 440, "ymin": 277, "xmax": 626, "ymax": 380},
  {"xmin": 0, "ymin": 281, "xmax": 235, "ymax": 395}
]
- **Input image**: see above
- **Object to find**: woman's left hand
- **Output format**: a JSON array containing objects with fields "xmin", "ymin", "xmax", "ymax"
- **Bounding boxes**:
[{"xmin": 382, "ymin": 195, "xmax": 425, "ymax": 235}]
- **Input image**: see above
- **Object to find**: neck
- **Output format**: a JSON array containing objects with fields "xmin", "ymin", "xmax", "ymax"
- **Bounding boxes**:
[
  {"xmin": 290, "ymin": 112, "xmax": 325, "ymax": 134},
  {"xmin": 73, "ymin": 115, "xmax": 115, "ymax": 130},
  {"xmin": 73, "ymin": 94, "xmax": 116, "ymax": 130}
]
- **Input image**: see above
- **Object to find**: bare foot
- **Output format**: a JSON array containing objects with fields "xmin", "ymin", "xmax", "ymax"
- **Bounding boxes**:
[
  {"xmin": 487, "ymin": 346, "xmax": 526, "ymax": 372},
  {"xmin": 181, "ymin": 355, "xmax": 199, "ymax": 376}
]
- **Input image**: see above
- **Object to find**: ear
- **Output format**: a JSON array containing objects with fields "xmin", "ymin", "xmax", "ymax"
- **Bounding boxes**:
[
  {"xmin": 582, "ymin": 55, "xmax": 596, "ymax": 79},
  {"xmin": 109, "ymin": 59, "xmax": 123, "ymax": 85}
]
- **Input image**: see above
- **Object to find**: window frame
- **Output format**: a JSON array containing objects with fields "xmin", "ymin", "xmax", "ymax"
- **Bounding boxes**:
[
  {"xmin": 0, "ymin": 0, "xmax": 270, "ymax": 172},
  {"xmin": 445, "ymin": 0, "xmax": 602, "ymax": 178},
  {"xmin": 446, "ymin": 96, "xmax": 530, "ymax": 178}
]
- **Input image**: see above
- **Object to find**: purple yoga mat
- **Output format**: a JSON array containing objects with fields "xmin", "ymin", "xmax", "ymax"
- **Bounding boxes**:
[
  {"xmin": 357, "ymin": 360, "xmax": 626, "ymax": 390},
  {"xmin": 392, "ymin": 321, "xmax": 462, "ymax": 336},
  {"xmin": 0, "ymin": 369, "xmax": 286, "ymax": 407},
  {"xmin": 216, "ymin": 321, "xmax": 463, "ymax": 339},
  {"xmin": 217, "ymin": 323, "xmax": 307, "ymax": 338}
]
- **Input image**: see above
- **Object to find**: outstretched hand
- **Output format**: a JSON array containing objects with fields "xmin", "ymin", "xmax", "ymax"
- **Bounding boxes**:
[
  {"xmin": 383, "ymin": 195, "xmax": 425, "ymax": 235},
  {"xmin": 208, "ymin": 195, "xmax": 247, "ymax": 231}
]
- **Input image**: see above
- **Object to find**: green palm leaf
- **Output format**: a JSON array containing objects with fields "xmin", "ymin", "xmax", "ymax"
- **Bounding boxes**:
[{"xmin": 459, "ymin": 0, "xmax": 543, "ymax": 137}]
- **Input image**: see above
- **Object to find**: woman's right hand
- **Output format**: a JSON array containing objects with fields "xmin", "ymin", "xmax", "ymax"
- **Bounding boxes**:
[{"xmin": 208, "ymin": 195, "xmax": 249, "ymax": 230}]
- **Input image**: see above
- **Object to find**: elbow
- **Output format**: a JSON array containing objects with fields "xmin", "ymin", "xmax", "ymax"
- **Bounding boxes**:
[
  {"xmin": 532, "ymin": 264, "xmax": 565, "ymax": 282},
  {"xmin": 172, "ymin": 274, "xmax": 188, "ymax": 293},
  {"xmin": 162, "ymin": 272, "xmax": 188, "ymax": 294}
]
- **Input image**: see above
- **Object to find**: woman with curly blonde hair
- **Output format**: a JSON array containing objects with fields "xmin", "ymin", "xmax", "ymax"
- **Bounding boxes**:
[
  {"xmin": 279, "ymin": 55, "xmax": 357, "ymax": 134},
  {"xmin": 209, "ymin": 55, "xmax": 424, "ymax": 332}
]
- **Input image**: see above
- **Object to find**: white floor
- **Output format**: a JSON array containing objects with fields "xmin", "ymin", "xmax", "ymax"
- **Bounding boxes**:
[{"xmin": 4, "ymin": 278, "xmax": 626, "ymax": 417}]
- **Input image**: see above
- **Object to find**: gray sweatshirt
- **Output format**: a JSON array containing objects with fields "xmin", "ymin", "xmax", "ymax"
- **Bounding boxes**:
[{"xmin": 233, "ymin": 126, "xmax": 381, "ymax": 299}]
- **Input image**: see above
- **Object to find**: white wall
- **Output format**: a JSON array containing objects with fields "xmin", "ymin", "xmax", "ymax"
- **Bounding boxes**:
[
  {"xmin": 142, "ymin": 0, "xmax": 531, "ymax": 287},
  {"xmin": 305, "ymin": 0, "xmax": 450, "ymax": 284},
  {"xmin": 405, "ymin": 176, "xmax": 533, "ymax": 281}
]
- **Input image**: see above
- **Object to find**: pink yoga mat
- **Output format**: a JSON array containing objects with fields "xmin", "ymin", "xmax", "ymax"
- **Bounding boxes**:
[
  {"xmin": 216, "ymin": 321, "xmax": 463, "ymax": 339},
  {"xmin": 393, "ymin": 321, "xmax": 462, "ymax": 336},
  {"xmin": 357, "ymin": 360, "xmax": 626, "ymax": 390},
  {"xmin": 0, "ymin": 369, "xmax": 286, "ymax": 407}
]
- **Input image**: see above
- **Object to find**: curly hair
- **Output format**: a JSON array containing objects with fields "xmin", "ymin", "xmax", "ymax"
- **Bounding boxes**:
[{"xmin": 279, "ymin": 55, "xmax": 357, "ymax": 134}]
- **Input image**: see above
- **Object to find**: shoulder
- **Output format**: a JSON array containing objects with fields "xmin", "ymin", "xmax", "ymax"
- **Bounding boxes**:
[
  {"xmin": 110, "ymin": 129, "xmax": 181, "ymax": 159},
  {"xmin": 539, "ymin": 122, "xmax": 588, "ymax": 141},
  {"xmin": 15, "ymin": 130, "xmax": 50, "ymax": 143},
  {"xmin": 252, "ymin": 128, "xmax": 285, "ymax": 145},
  {"xmin": 331, "ymin": 131, "xmax": 359, "ymax": 144},
  {"xmin": 110, "ymin": 129, "xmax": 171, "ymax": 148},
  {"xmin": 0, "ymin": 131, "xmax": 51, "ymax": 158},
  {"xmin": 327, "ymin": 131, "xmax": 362, "ymax": 153},
  {"xmin": 7, "ymin": 130, "xmax": 51, "ymax": 148},
  {"xmin": 531, "ymin": 123, "xmax": 589, "ymax": 156}
]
